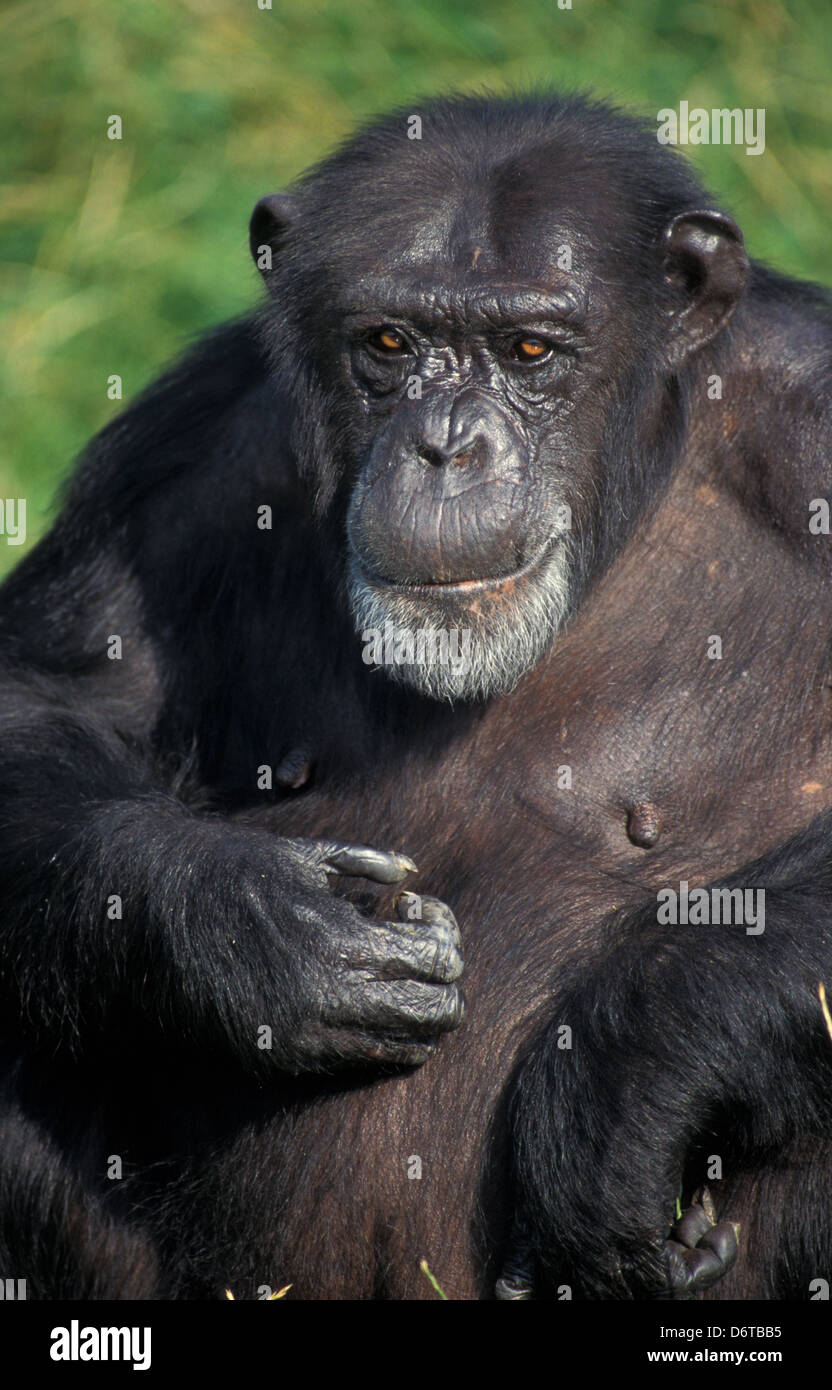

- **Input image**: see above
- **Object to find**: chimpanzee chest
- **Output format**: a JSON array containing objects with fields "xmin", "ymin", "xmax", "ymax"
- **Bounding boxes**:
[{"xmin": 208, "ymin": 659, "xmax": 830, "ymax": 1298}]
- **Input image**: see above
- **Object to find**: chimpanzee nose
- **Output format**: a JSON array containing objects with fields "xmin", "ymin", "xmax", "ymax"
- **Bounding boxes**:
[
  {"xmin": 348, "ymin": 385, "xmax": 545, "ymax": 586},
  {"xmin": 416, "ymin": 434, "xmax": 485, "ymax": 469}
]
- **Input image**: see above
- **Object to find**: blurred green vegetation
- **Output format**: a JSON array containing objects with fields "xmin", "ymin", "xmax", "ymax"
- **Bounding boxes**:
[{"xmin": 1, "ymin": 0, "xmax": 830, "ymax": 572}]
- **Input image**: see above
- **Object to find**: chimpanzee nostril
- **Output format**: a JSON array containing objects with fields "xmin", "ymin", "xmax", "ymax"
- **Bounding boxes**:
[
  {"xmin": 416, "ymin": 444, "xmax": 448, "ymax": 468},
  {"xmin": 415, "ymin": 439, "xmax": 482, "ymax": 468}
]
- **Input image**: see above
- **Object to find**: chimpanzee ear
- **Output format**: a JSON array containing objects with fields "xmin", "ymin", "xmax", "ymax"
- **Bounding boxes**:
[
  {"xmin": 661, "ymin": 210, "xmax": 749, "ymax": 368},
  {"xmin": 249, "ymin": 193, "xmax": 299, "ymax": 277}
]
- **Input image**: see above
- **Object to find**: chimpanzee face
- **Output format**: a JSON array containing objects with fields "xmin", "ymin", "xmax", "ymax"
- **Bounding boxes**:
[
  {"xmin": 340, "ymin": 262, "xmax": 590, "ymax": 702},
  {"xmin": 252, "ymin": 101, "xmax": 747, "ymax": 701}
]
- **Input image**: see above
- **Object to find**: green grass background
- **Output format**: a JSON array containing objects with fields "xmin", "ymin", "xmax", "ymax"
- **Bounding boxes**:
[{"xmin": 1, "ymin": 0, "xmax": 829, "ymax": 574}]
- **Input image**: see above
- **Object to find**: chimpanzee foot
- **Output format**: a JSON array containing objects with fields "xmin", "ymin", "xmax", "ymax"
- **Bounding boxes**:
[
  {"xmin": 495, "ymin": 1189, "xmax": 738, "ymax": 1300},
  {"xmin": 662, "ymin": 1189, "xmax": 739, "ymax": 1299}
]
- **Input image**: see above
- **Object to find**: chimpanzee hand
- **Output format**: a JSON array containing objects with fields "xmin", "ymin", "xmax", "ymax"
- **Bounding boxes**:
[
  {"xmin": 496, "ymin": 1191, "xmax": 738, "ymax": 1300},
  {"xmin": 177, "ymin": 830, "xmax": 464, "ymax": 1074},
  {"xmin": 662, "ymin": 1192, "xmax": 739, "ymax": 1299}
]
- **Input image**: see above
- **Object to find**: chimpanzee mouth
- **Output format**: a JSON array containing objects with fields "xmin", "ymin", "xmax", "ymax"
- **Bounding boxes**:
[{"xmin": 354, "ymin": 532, "xmax": 561, "ymax": 598}]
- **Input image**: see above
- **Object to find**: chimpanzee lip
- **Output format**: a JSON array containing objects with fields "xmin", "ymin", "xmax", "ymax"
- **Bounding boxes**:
[{"xmin": 355, "ymin": 533, "xmax": 558, "ymax": 597}]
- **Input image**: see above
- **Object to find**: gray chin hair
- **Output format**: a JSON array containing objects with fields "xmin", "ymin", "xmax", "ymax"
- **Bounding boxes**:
[{"xmin": 347, "ymin": 543, "xmax": 572, "ymax": 703}]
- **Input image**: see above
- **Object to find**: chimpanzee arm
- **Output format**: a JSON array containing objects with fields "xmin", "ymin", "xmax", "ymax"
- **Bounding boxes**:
[
  {"xmin": 0, "ymin": 335, "xmax": 463, "ymax": 1076},
  {"xmin": 504, "ymin": 809, "xmax": 832, "ymax": 1298},
  {"xmin": 0, "ymin": 666, "xmax": 463, "ymax": 1074}
]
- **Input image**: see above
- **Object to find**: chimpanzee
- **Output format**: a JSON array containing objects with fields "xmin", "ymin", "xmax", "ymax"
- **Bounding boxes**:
[{"xmin": 1, "ymin": 92, "xmax": 831, "ymax": 1300}]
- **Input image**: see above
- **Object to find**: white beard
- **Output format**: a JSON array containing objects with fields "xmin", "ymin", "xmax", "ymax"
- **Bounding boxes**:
[{"xmin": 347, "ymin": 541, "xmax": 572, "ymax": 702}]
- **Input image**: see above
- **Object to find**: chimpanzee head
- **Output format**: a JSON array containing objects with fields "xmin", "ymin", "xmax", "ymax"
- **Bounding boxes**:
[{"xmin": 251, "ymin": 93, "xmax": 748, "ymax": 701}]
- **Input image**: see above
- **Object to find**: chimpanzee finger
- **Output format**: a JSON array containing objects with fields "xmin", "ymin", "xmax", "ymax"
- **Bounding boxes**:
[
  {"xmin": 354, "ymin": 979, "xmax": 465, "ymax": 1037},
  {"xmin": 666, "ymin": 1241, "xmax": 724, "ymax": 1292},
  {"xmin": 348, "ymin": 919, "xmax": 463, "ymax": 984},
  {"xmin": 699, "ymin": 1222, "xmax": 740, "ymax": 1267},
  {"xmin": 396, "ymin": 892, "xmax": 461, "ymax": 945},
  {"xmin": 672, "ymin": 1203, "xmax": 713, "ymax": 1250},
  {"xmin": 665, "ymin": 1219, "xmax": 738, "ymax": 1296},
  {"xmin": 296, "ymin": 838, "xmax": 417, "ymax": 883}
]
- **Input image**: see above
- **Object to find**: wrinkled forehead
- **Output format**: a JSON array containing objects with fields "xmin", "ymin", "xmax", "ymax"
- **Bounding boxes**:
[
  {"xmin": 328, "ymin": 211, "xmax": 606, "ymax": 333},
  {"xmin": 337, "ymin": 270, "xmax": 586, "ymax": 337},
  {"xmin": 314, "ymin": 151, "xmax": 643, "ymax": 313}
]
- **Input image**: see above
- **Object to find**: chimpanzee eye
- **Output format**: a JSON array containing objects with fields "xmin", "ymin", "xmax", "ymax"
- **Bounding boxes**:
[
  {"xmin": 367, "ymin": 327, "xmax": 410, "ymax": 355},
  {"xmin": 510, "ymin": 336, "xmax": 553, "ymax": 363}
]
